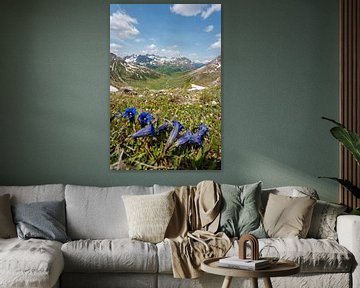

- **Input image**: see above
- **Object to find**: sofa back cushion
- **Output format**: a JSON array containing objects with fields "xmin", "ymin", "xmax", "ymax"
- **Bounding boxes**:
[
  {"xmin": 261, "ymin": 186, "xmax": 319, "ymax": 213},
  {"xmin": 0, "ymin": 184, "xmax": 65, "ymax": 204},
  {"xmin": 263, "ymin": 193, "xmax": 316, "ymax": 238},
  {"xmin": 65, "ymin": 185, "xmax": 153, "ymax": 239}
]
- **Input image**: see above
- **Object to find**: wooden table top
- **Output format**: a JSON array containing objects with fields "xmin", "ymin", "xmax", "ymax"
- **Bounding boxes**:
[{"xmin": 201, "ymin": 257, "xmax": 300, "ymax": 278}]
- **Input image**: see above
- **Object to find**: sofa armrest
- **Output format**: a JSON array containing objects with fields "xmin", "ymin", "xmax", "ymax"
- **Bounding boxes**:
[{"xmin": 337, "ymin": 215, "xmax": 360, "ymax": 288}]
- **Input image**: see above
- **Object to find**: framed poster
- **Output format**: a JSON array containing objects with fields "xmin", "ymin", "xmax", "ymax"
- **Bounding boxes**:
[{"xmin": 110, "ymin": 4, "xmax": 221, "ymax": 170}]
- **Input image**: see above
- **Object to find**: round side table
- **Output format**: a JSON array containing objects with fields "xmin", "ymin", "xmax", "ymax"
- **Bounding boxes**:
[{"xmin": 201, "ymin": 257, "xmax": 300, "ymax": 288}]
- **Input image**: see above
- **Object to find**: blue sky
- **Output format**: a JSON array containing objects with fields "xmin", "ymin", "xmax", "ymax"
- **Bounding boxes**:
[{"xmin": 110, "ymin": 4, "xmax": 221, "ymax": 63}]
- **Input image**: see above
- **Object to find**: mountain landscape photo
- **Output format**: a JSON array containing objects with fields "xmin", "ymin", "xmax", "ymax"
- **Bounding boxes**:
[{"xmin": 110, "ymin": 4, "xmax": 222, "ymax": 170}]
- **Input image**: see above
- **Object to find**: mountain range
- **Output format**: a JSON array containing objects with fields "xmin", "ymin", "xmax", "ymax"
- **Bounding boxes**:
[
  {"xmin": 124, "ymin": 54, "xmax": 204, "ymax": 74},
  {"xmin": 110, "ymin": 53, "xmax": 161, "ymax": 85},
  {"xmin": 110, "ymin": 53, "xmax": 221, "ymax": 89}
]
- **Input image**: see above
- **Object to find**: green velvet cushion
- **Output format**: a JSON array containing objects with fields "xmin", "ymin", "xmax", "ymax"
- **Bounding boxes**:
[{"xmin": 218, "ymin": 182, "xmax": 266, "ymax": 238}]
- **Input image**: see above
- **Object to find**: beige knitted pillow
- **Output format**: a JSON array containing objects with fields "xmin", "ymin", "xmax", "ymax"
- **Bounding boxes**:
[
  {"xmin": 122, "ymin": 191, "xmax": 175, "ymax": 243},
  {"xmin": 263, "ymin": 193, "xmax": 316, "ymax": 238}
]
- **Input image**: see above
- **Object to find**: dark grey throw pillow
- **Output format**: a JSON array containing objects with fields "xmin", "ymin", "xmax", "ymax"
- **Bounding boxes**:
[
  {"xmin": 12, "ymin": 200, "xmax": 70, "ymax": 243},
  {"xmin": 218, "ymin": 182, "xmax": 266, "ymax": 238},
  {"xmin": 0, "ymin": 194, "xmax": 17, "ymax": 238}
]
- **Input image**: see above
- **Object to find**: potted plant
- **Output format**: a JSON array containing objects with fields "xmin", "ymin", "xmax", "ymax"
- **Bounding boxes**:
[{"xmin": 320, "ymin": 117, "xmax": 360, "ymax": 215}]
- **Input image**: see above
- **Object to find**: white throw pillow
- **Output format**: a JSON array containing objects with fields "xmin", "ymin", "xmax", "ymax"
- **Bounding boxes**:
[{"xmin": 122, "ymin": 191, "xmax": 175, "ymax": 243}]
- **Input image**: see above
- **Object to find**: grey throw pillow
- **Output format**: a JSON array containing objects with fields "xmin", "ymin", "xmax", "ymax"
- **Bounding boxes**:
[
  {"xmin": 0, "ymin": 194, "xmax": 17, "ymax": 238},
  {"xmin": 218, "ymin": 182, "xmax": 266, "ymax": 238},
  {"xmin": 307, "ymin": 200, "xmax": 347, "ymax": 240},
  {"xmin": 12, "ymin": 200, "xmax": 70, "ymax": 243}
]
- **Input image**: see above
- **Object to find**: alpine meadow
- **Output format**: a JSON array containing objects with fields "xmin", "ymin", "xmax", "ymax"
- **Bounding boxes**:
[{"xmin": 109, "ymin": 4, "xmax": 222, "ymax": 170}]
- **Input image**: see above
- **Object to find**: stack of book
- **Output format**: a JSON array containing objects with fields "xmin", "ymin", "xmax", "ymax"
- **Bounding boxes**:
[{"xmin": 218, "ymin": 257, "xmax": 271, "ymax": 270}]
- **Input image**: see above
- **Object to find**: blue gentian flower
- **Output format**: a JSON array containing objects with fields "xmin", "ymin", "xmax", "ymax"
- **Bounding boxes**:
[
  {"xmin": 122, "ymin": 107, "xmax": 137, "ymax": 123},
  {"xmin": 138, "ymin": 112, "xmax": 153, "ymax": 127},
  {"xmin": 193, "ymin": 134, "xmax": 203, "ymax": 146},
  {"xmin": 193, "ymin": 123, "xmax": 209, "ymax": 146},
  {"xmin": 174, "ymin": 130, "xmax": 195, "ymax": 147},
  {"xmin": 157, "ymin": 123, "xmax": 170, "ymax": 133},
  {"xmin": 196, "ymin": 123, "xmax": 209, "ymax": 138},
  {"xmin": 132, "ymin": 124, "xmax": 156, "ymax": 138},
  {"xmin": 174, "ymin": 124, "xmax": 209, "ymax": 147},
  {"xmin": 164, "ymin": 121, "xmax": 183, "ymax": 151}
]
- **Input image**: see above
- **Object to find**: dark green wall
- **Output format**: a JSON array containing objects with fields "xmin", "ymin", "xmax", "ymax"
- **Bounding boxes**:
[{"xmin": 0, "ymin": 0, "xmax": 340, "ymax": 202}]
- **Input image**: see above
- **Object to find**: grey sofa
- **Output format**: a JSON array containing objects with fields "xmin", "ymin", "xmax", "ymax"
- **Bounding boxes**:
[{"xmin": 0, "ymin": 184, "xmax": 359, "ymax": 288}]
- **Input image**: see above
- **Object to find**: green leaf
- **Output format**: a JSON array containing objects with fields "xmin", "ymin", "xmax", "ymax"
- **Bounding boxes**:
[
  {"xmin": 318, "ymin": 177, "xmax": 360, "ymax": 198},
  {"xmin": 351, "ymin": 208, "xmax": 360, "ymax": 215},
  {"xmin": 330, "ymin": 127, "xmax": 360, "ymax": 165},
  {"xmin": 322, "ymin": 117, "xmax": 360, "ymax": 165}
]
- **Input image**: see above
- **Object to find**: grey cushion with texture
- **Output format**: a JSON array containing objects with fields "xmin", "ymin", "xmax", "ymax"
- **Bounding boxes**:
[
  {"xmin": 308, "ymin": 200, "xmax": 347, "ymax": 240},
  {"xmin": 12, "ymin": 200, "xmax": 70, "ymax": 243}
]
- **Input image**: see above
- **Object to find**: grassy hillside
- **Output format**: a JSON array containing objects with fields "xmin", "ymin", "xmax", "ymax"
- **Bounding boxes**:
[{"xmin": 110, "ymin": 85, "xmax": 221, "ymax": 170}]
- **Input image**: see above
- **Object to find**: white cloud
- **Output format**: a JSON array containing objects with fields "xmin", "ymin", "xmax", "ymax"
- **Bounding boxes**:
[
  {"xmin": 110, "ymin": 43, "xmax": 123, "ymax": 56},
  {"xmin": 209, "ymin": 33, "xmax": 221, "ymax": 50},
  {"xmin": 170, "ymin": 4, "xmax": 221, "ymax": 20},
  {"xmin": 204, "ymin": 25, "xmax": 214, "ymax": 33},
  {"xmin": 135, "ymin": 38, "xmax": 145, "ymax": 43},
  {"xmin": 142, "ymin": 44, "xmax": 181, "ymax": 58},
  {"xmin": 170, "ymin": 4, "xmax": 208, "ymax": 17},
  {"xmin": 147, "ymin": 44, "xmax": 157, "ymax": 50},
  {"xmin": 201, "ymin": 4, "xmax": 221, "ymax": 19},
  {"xmin": 110, "ymin": 10, "xmax": 139, "ymax": 40}
]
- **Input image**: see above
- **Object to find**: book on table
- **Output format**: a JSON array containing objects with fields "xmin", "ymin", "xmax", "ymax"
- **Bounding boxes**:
[{"xmin": 218, "ymin": 257, "xmax": 271, "ymax": 270}]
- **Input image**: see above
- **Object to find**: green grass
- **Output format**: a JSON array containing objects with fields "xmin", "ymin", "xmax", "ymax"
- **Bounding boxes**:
[{"xmin": 110, "ymin": 87, "xmax": 221, "ymax": 170}]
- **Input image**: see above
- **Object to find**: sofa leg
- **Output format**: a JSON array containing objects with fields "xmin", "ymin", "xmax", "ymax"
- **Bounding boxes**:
[{"xmin": 263, "ymin": 277, "xmax": 273, "ymax": 288}]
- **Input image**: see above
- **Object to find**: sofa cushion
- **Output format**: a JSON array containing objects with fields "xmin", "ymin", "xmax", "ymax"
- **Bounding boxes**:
[
  {"xmin": 153, "ymin": 184, "xmax": 177, "ymax": 194},
  {"xmin": 307, "ymin": 200, "xmax": 347, "ymax": 240},
  {"xmin": 263, "ymin": 193, "xmax": 316, "ymax": 238},
  {"xmin": 158, "ymin": 237, "xmax": 353, "ymax": 274},
  {"xmin": 61, "ymin": 239, "xmax": 158, "ymax": 273},
  {"xmin": 122, "ymin": 191, "xmax": 175, "ymax": 243},
  {"xmin": 0, "ymin": 184, "xmax": 65, "ymax": 204},
  {"xmin": 0, "ymin": 194, "xmax": 16, "ymax": 238},
  {"xmin": 261, "ymin": 186, "xmax": 319, "ymax": 213},
  {"xmin": 218, "ymin": 182, "xmax": 266, "ymax": 238},
  {"xmin": 0, "ymin": 238, "xmax": 64, "ymax": 288},
  {"xmin": 232, "ymin": 238, "xmax": 353, "ymax": 273},
  {"xmin": 261, "ymin": 238, "xmax": 353, "ymax": 273},
  {"xmin": 65, "ymin": 185, "xmax": 153, "ymax": 239},
  {"xmin": 12, "ymin": 200, "xmax": 70, "ymax": 243}
]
